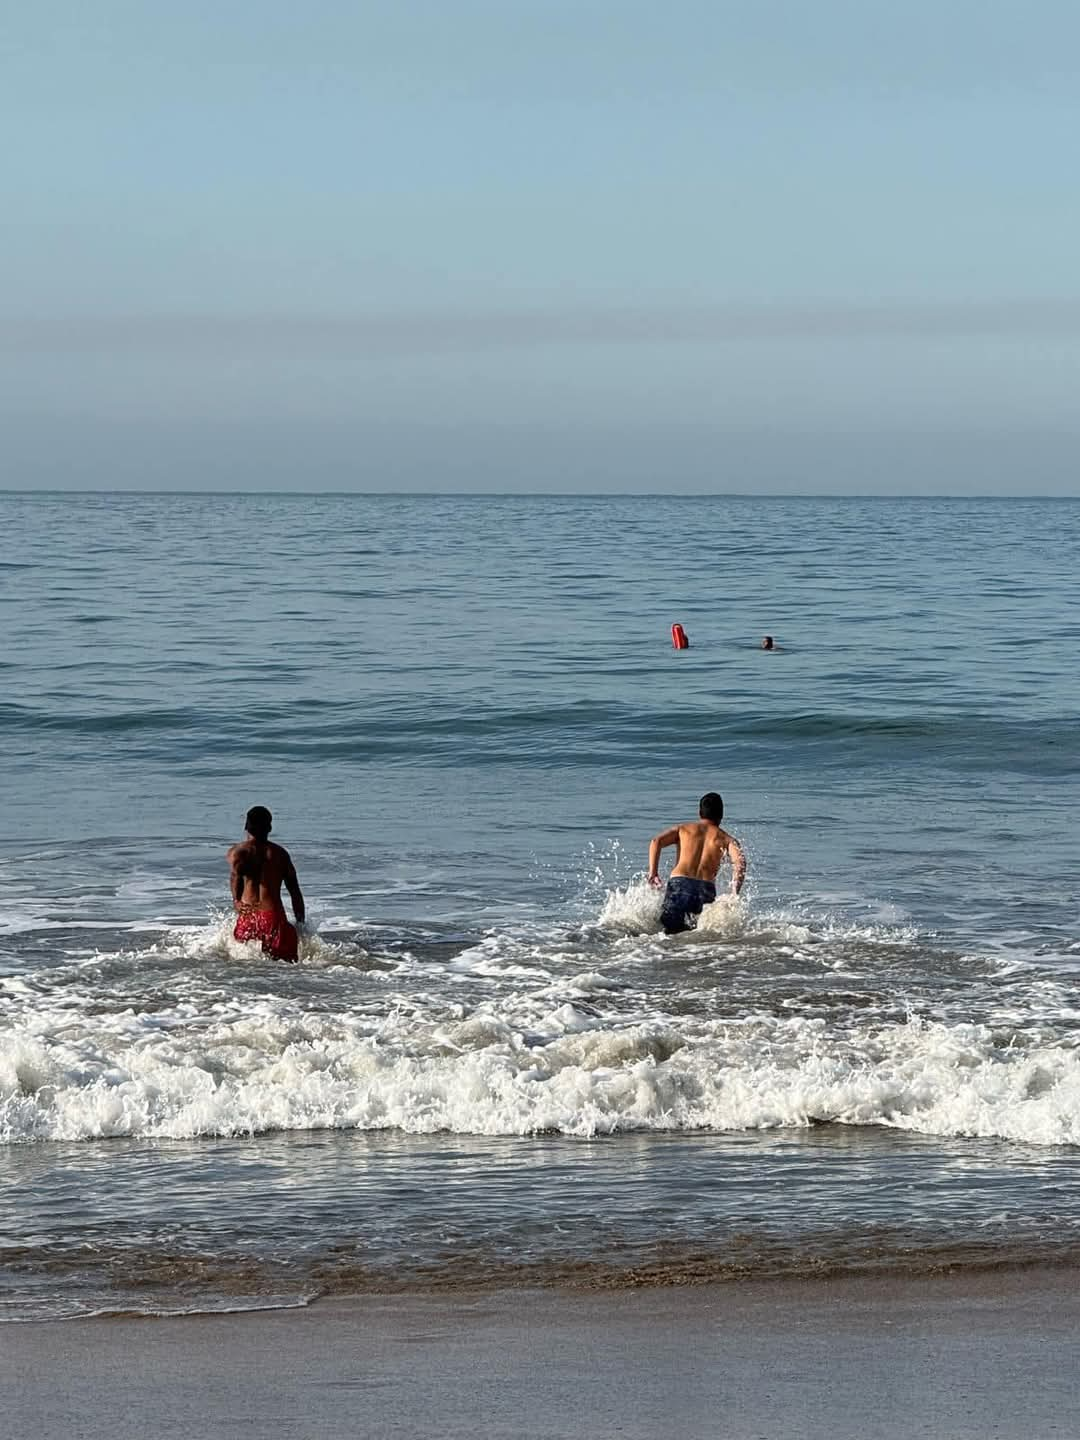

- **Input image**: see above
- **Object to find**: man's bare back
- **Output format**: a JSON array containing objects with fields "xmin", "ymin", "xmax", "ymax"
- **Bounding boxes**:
[
  {"xmin": 649, "ymin": 818, "xmax": 746, "ymax": 889},
  {"xmin": 227, "ymin": 838, "xmax": 304, "ymax": 915}
]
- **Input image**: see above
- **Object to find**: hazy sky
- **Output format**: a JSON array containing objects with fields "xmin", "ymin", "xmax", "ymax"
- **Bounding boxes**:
[{"xmin": 4, "ymin": 1, "xmax": 1079, "ymax": 492}]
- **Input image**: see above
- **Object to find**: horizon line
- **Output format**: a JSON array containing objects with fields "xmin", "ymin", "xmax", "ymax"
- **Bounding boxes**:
[
  {"xmin": 7, "ymin": 298, "xmax": 1080, "ymax": 353},
  {"xmin": 3, "ymin": 487, "xmax": 1079, "ymax": 501}
]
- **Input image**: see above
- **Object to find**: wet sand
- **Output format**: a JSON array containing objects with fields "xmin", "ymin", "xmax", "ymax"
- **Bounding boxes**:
[{"xmin": 4, "ymin": 1269, "xmax": 1078, "ymax": 1440}]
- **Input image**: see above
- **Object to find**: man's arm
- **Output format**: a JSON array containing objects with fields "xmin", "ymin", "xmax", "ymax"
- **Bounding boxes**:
[
  {"xmin": 726, "ymin": 835, "xmax": 747, "ymax": 895},
  {"xmin": 226, "ymin": 846, "xmax": 246, "ymax": 909},
  {"xmin": 648, "ymin": 826, "xmax": 680, "ymax": 888},
  {"xmin": 282, "ymin": 850, "xmax": 306, "ymax": 924}
]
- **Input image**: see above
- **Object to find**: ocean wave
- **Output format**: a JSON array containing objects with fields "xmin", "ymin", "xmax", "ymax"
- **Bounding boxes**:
[
  {"xmin": 2, "ymin": 880, "xmax": 1073, "ymax": 1150},
  {"xmin": 4, "ymin": 956, "xmax": 1079, "ymax": 1146},
  {"xmin": 1, "ymin": 697, "xmax": 1075, "ymax": 772}
]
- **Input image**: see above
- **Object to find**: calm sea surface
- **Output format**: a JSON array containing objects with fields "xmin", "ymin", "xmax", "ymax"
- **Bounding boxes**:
[{"xmin": 2, "ymin": 492, "xmax": 1079, "ymax": 1319}]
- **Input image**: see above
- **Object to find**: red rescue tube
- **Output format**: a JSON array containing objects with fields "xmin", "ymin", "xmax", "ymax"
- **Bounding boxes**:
[{"xmin": 671, "ymin": 623, "xmax": 689, "ymax": 650}]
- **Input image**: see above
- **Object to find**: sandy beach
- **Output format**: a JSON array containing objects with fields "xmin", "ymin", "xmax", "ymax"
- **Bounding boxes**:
[{"xmin": 4, "ymin": 1268, "xmax": 1078, "ymax": 1440}]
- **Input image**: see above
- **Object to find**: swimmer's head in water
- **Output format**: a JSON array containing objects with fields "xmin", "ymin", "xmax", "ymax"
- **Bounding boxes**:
[
  {"xmin": 761, "ymin": 636, "xmax": 774, "ymax": 650},
  {"xmin": 245, "ymin": 806, "xmax": 272, "ymax": 839},
  {"xmin": 699, "ymin": 792, "xmax": 724, "ymax": 824}
]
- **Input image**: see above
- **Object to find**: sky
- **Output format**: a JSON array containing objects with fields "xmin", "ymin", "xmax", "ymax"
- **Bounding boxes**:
[{"xmin": 3, "ymin": 0, "xmax": 1079, "ymax": 493}]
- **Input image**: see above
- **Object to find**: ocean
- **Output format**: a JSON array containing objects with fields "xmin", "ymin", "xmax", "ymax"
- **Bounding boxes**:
[{"xmin": 2, "ymin": 491, "xmax": 1079, "ymax": 1321}]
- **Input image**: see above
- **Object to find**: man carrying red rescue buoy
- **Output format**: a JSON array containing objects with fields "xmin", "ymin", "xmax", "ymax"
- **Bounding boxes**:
[
  {"xmin": 227, "ymin": 806, "xmax": 305, "ymax": 961},
  {"xmin": 647, "ymin": 792, "xmax": 746, "ymax": 934}
]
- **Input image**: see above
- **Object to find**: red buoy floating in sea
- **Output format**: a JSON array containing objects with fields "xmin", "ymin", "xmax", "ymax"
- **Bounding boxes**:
[{"xmin": 671, "ymin": 623, "xmax": 689, "ymax": 650}]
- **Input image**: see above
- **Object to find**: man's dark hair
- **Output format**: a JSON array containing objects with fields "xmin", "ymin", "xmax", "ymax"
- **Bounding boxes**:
[
  {"xmin": 699, "ymin": 792, "xmax": 724, "ymax": 823},
  {"xmin": 245, "ymin": 806, "xmax": 272, "ymax": 839}
]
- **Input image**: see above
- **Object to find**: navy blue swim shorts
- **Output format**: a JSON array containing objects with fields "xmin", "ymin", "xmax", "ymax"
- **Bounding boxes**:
[{"xmin": 659, "ymin": 876, "xmax": 717, "ymax": 934}]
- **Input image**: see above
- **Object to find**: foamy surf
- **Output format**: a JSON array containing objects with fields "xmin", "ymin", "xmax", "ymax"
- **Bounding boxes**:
[
  {"xmin": 155, "ymin": 912, "xmax": 372, "ymax": 969},
  {"xmin": 6, "ymin": 1008, "xmax": 1080, "ymax": 1146},
  {"xmin": 591, "ymin": 876, "xmax": 913, "ymax": 955},
  {"xmin": 3, "ymin": 884, "xmax": 1080, "ymax": 1146},
  {"xmin": 594, "ymin": 876, "xmax": 749, "ymax": 935}
]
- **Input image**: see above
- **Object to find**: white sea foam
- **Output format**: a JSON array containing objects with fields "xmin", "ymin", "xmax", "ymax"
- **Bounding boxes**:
[
  {"xmin": 155, "ymin": 913, "xmax": 371, "ymax": 969},
  {"xmin": 595, "ymin": 877, "xmax": 664, "ymax": 932},
  {"xmin": 4, "ymin": 957, "xmax": 1080, "ymax": 1146},
  {"xmin": 592, "ymin": 877, "xmax": 907, "ymax": 954},
  {"xmin": 2, "ymin": 878, "xmax": 1077, "ymax": 1149},
  {"xmin": 594, "ymin": 877, "xmax": 770, "ymax": 940}
]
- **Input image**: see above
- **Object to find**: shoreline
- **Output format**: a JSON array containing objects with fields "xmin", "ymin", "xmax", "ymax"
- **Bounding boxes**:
[
  {"xmin": 11, "ymin": 1245, "xmax": 1080, "ymax": 1329},
  {"xmin": 5, "ymin": 1268, "xmax": 1079, "ymax": 1439}
]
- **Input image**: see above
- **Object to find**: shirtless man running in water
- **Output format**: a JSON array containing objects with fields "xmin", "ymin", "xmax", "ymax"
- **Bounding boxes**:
[
  {"xmin": 647, "ymin": 792, "xmax": 746, "ymax": 934},
  {"xmin": 227, "ymin": 806, "xmax": 306, "ymax": 962}
]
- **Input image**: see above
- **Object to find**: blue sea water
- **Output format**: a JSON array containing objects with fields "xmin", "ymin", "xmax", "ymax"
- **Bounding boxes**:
[{"xmin": 2, "ymin": 492, "xmax": 1079, "ymax": 1319}]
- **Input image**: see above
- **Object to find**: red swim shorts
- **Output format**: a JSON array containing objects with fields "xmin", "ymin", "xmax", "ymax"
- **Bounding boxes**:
[{"xmin": 233, "ymin": 907, "xmax": 299, "ymax": 962}]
